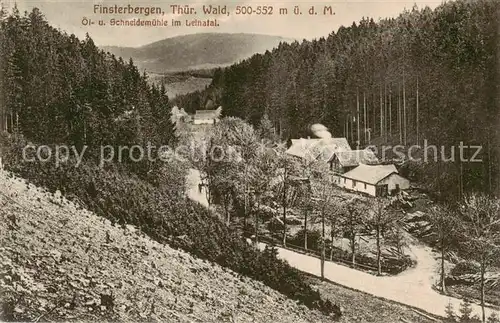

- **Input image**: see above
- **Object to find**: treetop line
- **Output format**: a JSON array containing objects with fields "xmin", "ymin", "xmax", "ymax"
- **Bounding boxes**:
[{"xmin": 174, "ymin": 0, "xmax": 500, "ymax": 199}]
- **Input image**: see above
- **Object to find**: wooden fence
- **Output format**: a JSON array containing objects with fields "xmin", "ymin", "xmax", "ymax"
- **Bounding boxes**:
[{"xmin": 244, "ymin": 230, "xmax": 380, "ymax": 272}]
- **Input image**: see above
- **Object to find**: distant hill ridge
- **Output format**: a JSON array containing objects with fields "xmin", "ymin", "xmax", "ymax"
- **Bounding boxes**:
[{"xmin": 103, "ymin": 32, "xmax": 293, "ymax": 73}]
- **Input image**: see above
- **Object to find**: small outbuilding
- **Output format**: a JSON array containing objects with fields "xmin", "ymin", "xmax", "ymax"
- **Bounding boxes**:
[{"xmin": 339, "ymin": 164, "xmax": 409, "ymax": 197}]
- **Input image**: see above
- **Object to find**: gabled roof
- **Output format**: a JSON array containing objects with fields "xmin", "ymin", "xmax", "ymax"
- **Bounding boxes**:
[
  {"xmin": 194, "ymin": 110, "xmax": 218, "ymax": 120},
  {"xmin": 195, "ymin": 110, "xmax": 217, "ymax": 116},
  {"xmin": 341, "ymin": 164, "xmax": 399, "ymax": 185},
  {"xmin": 194, "ymin": 107, "xmax": 222, "ymax": 120},
  {"xmin": 286, "ymin": 138, "xmax": 351, "ymax": 162},
  {"xmin": 333, "ymin": 149, "xmax": 379, "ymax": 167}
]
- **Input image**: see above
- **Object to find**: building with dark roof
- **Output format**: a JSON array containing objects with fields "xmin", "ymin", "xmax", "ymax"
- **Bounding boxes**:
[{"xmin": 330, "ymin": 149, "xmax": 380, "ymax": 174}]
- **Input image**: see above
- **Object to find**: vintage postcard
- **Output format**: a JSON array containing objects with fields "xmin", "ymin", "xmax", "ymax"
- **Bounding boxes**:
[{"xmin": 0, "ymin": 0, "xmax": 499, "ymax": 322}]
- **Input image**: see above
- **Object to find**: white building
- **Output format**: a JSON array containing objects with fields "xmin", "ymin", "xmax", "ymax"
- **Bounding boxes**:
[
  {"xmin": 339, "ymin": 164, "xmax": 410, "ymax": 197},
  {"xmin": 193, "ymin": 106, "xmax": 222, "ymax": 125},
  {"xmin": 286, "ymin": 137, "xmax": 351, "ymax": 179}
]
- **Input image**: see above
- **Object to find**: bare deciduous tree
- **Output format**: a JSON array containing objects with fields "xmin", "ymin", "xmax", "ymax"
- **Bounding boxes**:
[
  {"xmin": 458, "ymin": 193, "xmax": 500, "ymax": 323},
  {"xmin": 428, "ymin": 204, "xmax": 458, "ymax": 294},
  {"xmin": 365, "ymin": 198, "xmax": 403, "ymax": 276},
  {"xmin": 340, "ymin": 197, "xmax": 367, "ymax": 269}
]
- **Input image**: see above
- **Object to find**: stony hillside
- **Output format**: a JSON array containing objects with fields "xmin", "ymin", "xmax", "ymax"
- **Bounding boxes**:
[{"xmin": 0, "ymin": 170, "xmax": 330, "ymax": 322}]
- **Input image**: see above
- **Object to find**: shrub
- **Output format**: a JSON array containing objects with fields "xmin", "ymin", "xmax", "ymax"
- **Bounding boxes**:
[
  {"xmin": 488, "ymin": 312, "xmax": 500, "ymax": 323},
  {"xmin": 286, "ymin": 228, "xmax": 414, "ymax": 275},
  {"xmin": 445, "ymin": 301, "xmax": 456, "ymax": 322},
  {"xmin": 256, "ymin": 205, "xmax": 277, "ymax": 221},
  {"xmin": 459, "ymin": 299, "xmax": 474, "ymax": 322},
  {"xmin": 451, "ymin": 261, "xmax": 481, "ymax": 277},
  {"xmin": 281, "ymin": 216, "xmax": 302, "ymax": 225},
  {"xmin": 289, "ymin": 229, "xmax": 322, "ymax": 250},
  {"xmin": 325, "ymin": 246, "xmax": 414, "ymax": 275},
  {"xmin": 267, "ymin": 217, "xmax": 285, "ymax": 232}
]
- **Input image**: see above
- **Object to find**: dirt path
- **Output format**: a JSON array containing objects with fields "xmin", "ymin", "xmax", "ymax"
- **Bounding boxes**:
[
  {"xmin": 185, "ymin": 169, "xmax": 498, "ymax": 319},
  {"xmin": 393, "ymin": 243, "xmax": 437, "ymax": 290},
  {"xmin": 253, "ymin": 243, "xmax": 496, "ymax": 318},
  {"xmin": 186, "ymin": 169, "xmax": 209, "ymax": 208}
]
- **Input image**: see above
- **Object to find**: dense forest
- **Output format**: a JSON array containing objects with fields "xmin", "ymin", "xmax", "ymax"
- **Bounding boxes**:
[
  {"xmin": 175, "ymin": 0, "xmax": 500, "ymax": 200},
  {"xmin": 0, "ymin": 6, "xmax": 175, "ymax": 168}
]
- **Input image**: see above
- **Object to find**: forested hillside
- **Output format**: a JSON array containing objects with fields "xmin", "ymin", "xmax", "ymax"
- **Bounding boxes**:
[
  {"xmin": 175, "ymin": 0, "xmax": 500, "ymax": 200},
  {"xmin": 0, "ymin": 7, "xmax": 175, "ymax": 163}
]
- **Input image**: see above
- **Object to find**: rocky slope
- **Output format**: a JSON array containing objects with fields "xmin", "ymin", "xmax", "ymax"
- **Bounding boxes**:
[{"xmin": 0, "ymin": 170, "xmax": 330, "ymax": 322}]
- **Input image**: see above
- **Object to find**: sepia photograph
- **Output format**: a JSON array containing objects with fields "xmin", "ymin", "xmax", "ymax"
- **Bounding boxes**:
[{"xmin": 0, "ymin": 0, "xmax": 499, "ymax": 322}]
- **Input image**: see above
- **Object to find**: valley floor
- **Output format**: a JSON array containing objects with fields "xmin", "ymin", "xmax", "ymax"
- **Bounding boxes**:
[
  {"xmin": 254, "ymin": 243, "xmax": 497, "ymax": 319},
  {"xmin": 187, "ymin": 168, "xmax": 499, "ymax": 320}
]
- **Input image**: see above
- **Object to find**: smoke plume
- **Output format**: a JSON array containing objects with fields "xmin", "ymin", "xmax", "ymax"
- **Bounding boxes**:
[{"xmin": 311, "ymin": 123, "xmax": 332, "ymax": 139}]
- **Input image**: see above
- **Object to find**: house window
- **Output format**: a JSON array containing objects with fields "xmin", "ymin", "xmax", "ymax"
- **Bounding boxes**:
[
  {"xmin": 364, "ymin": 183, "xmax": 367, "ymax": 189},
  {"xmin": 352, "ymin": 180, "xmax": 356, "ymax": 188},
  {"xmin": 344, "ymin": 178, "xmax": 346, "ymax": 184}
]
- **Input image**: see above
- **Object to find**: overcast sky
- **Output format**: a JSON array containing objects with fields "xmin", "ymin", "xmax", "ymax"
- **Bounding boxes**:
[{"xmin": 9, "ymin": 0, "xmax": 445, "ymax": 47}]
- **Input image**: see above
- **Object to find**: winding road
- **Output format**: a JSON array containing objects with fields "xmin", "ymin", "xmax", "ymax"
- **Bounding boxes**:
[{"xmin": 186, "ymin": 168, "xmax": 498, "ymax": 319}]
